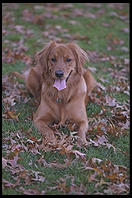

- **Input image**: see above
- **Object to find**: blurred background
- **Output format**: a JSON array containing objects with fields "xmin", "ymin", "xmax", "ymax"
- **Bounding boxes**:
[{"xmin": 2, "ymin": 3, "xmax": 129, "ymax": 69}]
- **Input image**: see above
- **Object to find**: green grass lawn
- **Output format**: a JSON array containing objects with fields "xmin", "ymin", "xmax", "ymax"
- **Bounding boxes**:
[{"xmin": 2, "ymin": 3, "xmax": 129, "ymax": 195}]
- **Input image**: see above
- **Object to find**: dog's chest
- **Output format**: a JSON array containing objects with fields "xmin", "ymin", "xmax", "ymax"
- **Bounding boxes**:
[{"xmin": 47, "ymin": 88, "xmax": 71, "ymax": 105}]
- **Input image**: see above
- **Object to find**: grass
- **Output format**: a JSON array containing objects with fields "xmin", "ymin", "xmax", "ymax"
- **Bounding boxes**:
[
  {"xmin": 2, "ymin": 3, "xmax": 129, "ymax": 195},
  {"xmin": 2, "ymin": 61, "xmax": 25, "ymax": 74}
]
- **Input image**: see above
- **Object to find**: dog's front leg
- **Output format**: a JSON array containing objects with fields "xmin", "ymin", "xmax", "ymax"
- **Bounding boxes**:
[
  {"xmin": 77, "ymin": 119, "xmax": 88, "ymax": 145},
  {"xmin": 33, "ymin": 116, "xmax": 56, "ymax": 144},
  {"xmin": 67, "ymin": 101, "xmax": 88, "ymax": 145}
]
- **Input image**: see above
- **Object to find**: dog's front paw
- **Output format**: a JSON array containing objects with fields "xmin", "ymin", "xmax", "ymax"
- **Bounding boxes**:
[{"xmin": 77, "ymin": 137, "xmax": 88, "ymax": 147}]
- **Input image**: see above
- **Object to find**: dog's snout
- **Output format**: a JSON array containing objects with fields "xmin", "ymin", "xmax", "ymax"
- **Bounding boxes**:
[{"xmin": 55, "ymin": 70, "xmax": 64, "ymax": 78}]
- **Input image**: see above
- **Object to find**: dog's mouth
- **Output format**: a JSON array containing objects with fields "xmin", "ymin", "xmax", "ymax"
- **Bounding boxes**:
[{"xmin": 53, "ymin": 70, "xmax": 73, "ymax": 91}]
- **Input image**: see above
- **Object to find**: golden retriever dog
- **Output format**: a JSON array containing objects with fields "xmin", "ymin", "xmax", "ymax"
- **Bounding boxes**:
[{"xmin": 14, "ymin": 41, "xmax": 96, "ymax": 145}]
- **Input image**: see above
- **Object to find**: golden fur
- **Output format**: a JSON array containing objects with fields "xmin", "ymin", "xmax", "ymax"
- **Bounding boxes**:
[{"xmin": 14, "ymin": 41, "xmax": 96, "ymax": 145}]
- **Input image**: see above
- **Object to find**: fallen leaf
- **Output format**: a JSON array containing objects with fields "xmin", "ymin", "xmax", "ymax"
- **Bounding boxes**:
[
  {"xmin": 124, "ymin": 58, "xmax": 129, "ymax": 65},
  {"xmin": 56, "ymin": 178, "xmax": 70, "ymax": 193},
  {"xmin": 7, "ymin": 155, "xmax": 19, "ymax": 168},
  {"xmin": 7, "ymin": 111, "xmax": 20, "ymax": 120},
  {"xmin": 2, "ymin": 157, "xmax": 8, "ymax": 168},
  {"xmin": 19, "ymin": 187, "xmax": 40, "ymax": 195},
  {"xmin": 105, "ymin": 95, "xmax": 117, "ymax": 107},
  {"xmin": 95, "ymin": 178, "xmax": 110, "ymax": 188},
  {"xmin": 32, "ymin": 171, "xmax": 45, "ymax": 182},
  {"xmin": 72, "ymin": 150, "xmax": 86, "ymax": 159},
  {"xmin": 97, "ymin": 82, "xmax": 106, "ymax": 91},
  {"xmin": 121, "ymin": 27, "xmax": 129, "ymax": 33},
  {"xmin": 69, "ymin": 20, "xmax": 78, "ymax": 25},
  {"xmin": 121, "ymin": 46, "xmax": 129, "ymax": 52}
]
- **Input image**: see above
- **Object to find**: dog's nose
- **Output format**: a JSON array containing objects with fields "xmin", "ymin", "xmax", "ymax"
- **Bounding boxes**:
[{"xmin": 55, "ymin": 70, "xmax": 64, "ymax": 78}]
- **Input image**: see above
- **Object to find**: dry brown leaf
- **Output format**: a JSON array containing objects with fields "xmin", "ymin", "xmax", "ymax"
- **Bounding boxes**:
[{"xmin": 2, "ymin": 157, "xmax": 8, "ymax": 168}]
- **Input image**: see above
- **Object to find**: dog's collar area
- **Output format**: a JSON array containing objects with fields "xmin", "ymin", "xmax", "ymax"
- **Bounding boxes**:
[{"xmin": 66, "ymin": 70, "xmax": 73, "ymax": 82}]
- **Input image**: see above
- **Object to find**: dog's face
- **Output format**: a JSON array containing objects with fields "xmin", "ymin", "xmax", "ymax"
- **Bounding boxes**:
[
  {"xmin": 48, "ymin": 46, "xmax": 76, "ymax": 90},
  {"xmin": 36, "ymin": 41, "xmax": 89, "ymax": 91}
]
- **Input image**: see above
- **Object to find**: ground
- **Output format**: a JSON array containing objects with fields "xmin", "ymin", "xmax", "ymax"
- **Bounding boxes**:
[{"xmin": 2, "ymin": 3, "xmax": 129, "ymax": 195}]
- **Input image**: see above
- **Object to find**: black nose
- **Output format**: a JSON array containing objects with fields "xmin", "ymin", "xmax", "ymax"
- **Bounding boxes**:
[{"xmin": 55, "ymin": 70, "xmax": 64, "ymax": 78}]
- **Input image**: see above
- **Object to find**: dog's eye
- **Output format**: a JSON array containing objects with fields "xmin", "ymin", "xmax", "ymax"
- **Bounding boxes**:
[
  {"xmin": 51, "ymin": 58, "xmax": 56, "ymax": 62},
  {"xmin": 66, "ymin": 58, "xmax": 72, "ymax": 62}
]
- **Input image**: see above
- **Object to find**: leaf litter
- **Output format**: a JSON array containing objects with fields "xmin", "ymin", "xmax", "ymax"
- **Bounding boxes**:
[{"xmin": 2, "ymin": 3, "xmax": 129, "ymax": 195}]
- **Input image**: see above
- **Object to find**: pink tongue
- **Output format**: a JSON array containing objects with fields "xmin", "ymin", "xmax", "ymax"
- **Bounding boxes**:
[{"xmin": 53, "ymin": 79, "xmax": 66, "ymax": 91}]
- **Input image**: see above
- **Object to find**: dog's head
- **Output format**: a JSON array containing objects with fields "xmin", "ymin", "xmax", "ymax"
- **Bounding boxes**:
[{"xmin": 36, "ymin": 41, "xmax": 89, "ymax": 91}]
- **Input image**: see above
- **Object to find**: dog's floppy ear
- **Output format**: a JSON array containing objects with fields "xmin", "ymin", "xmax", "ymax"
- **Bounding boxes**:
[
  {"xmin": 67, "ymin": 43, "xmax": 89, "ymax": 74},
  {"xmin": 35, "ymin": 41, "xmax": 56, "ymax": 79}
]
